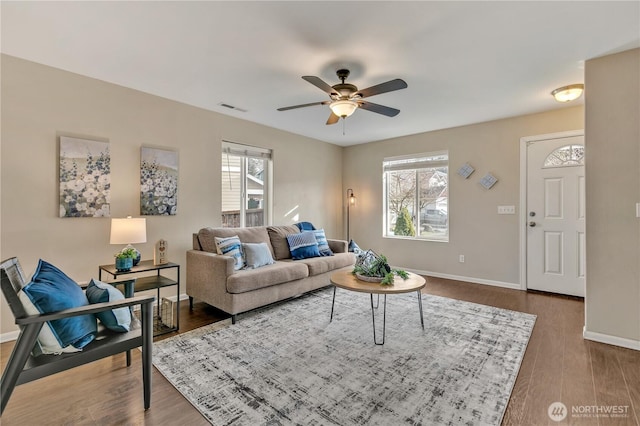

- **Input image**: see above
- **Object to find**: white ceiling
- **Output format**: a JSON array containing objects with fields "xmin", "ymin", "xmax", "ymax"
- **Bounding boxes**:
[{"xmin": 2, "ymin": 1, "xmax": 639, "ymax": 146}]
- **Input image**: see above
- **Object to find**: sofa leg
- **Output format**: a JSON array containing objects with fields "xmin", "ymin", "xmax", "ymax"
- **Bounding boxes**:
[
  {"xmin": 189, "ymin": 296, "xmax": 194, "ymax": 311},
  {"xmin": 231, "ymin": 314, "xmax": 237, "ymax": 324}
]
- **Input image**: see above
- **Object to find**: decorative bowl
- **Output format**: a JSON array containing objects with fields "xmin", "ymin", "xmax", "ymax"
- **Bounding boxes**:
[{"xmin": 355, "ymin": 273, "xmax": 384, "ymax": 283}]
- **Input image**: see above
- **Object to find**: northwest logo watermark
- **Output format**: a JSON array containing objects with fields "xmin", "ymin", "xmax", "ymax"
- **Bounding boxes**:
[{"xmin": 548, "ymin": 402, "xmax": 630, "ymax": 421}]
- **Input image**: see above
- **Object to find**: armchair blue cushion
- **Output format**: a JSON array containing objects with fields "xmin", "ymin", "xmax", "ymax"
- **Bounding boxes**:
[
  {"xmin": 21, "ymin": 259, "xmax": 96, "ymax": 352},
  {"xmin": 86, "ymin": 279, "xmax": 132, "ymax": 332}
]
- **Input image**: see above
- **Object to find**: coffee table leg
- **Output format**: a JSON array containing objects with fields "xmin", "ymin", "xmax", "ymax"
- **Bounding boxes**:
[
  {"xmin": 370, "ymin": 293, "xmax": 387, "ymax": 345},
  {"xmin": 417, "ymin": 291, "xmax": 424, "ymax": 329},
  {"xmin": 330, "ymin": 286, "xmax": 337, "ymax": 322}
]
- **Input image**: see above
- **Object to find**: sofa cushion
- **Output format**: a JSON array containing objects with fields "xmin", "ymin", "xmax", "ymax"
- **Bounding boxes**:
[
  {"xmin": 226, "ymin": 261, "xmax": 309, "ymax": 294},
  {"xmin": 267, "ymin": 225, "xmax": 301, "ymax": 260},
  {"xmin": 292, "ymin": 252, "xmax": 357, "ymax": 276},
  {"xmin": 197, "ymin": 227, "xmax": 272, "ymax": 254}
]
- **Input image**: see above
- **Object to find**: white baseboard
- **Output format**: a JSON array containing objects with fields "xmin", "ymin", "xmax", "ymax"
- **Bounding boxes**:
[
  {"xmin": 0, "ymin": 294, "xmax": 191, "ymax": 343},
  {"xmin": 583, "ymin": 327, "xmax": 640, "ymax": 351},
  {"xmin": 0, "ymin": 330, "xmax": 20, "ymax": 343},
  {"xmin": 401, "ymin": 267, "xmax": 522, "ymax": 291}
]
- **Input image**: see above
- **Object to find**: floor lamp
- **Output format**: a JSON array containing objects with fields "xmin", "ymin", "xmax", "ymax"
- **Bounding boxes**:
[{"xmin": 346, "ymin": 188, "xmax": 356, "ymax": 242}]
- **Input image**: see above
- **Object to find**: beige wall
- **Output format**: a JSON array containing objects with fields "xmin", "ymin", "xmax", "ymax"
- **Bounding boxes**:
[
  {"xmin": 343, "ymin": 107, "xmax": 584, "ymax": 286},
  {"xmin": 0, "ymin": 55, "xmax": 343, "ymax": 335},
  {"xmin": 584, "ymin": 48, "xmax": 640, "ymax": 344}
]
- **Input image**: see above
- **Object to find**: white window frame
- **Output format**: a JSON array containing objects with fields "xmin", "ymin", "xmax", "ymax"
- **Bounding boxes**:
[
  {"xmin": 222, "ymin": 141, "xmax": 272, "ymax": 227},
  {"xmin": 382, "ymin": 151, "xmax": 449, "ymax": 242}
]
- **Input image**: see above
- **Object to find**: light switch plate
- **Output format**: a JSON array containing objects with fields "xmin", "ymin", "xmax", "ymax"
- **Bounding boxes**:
[
  {"xmin": 636, "ymin": 203, "xmax": 640, "ymax": 218},
  {"xmin": 498, "ymin": 205, "xmax": 516, "ymax": 214}
]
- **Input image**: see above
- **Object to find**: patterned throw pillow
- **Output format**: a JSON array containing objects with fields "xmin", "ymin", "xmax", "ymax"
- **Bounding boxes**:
[
  {"xmin": 286, "ymin": 231, "xmax": 321, "ymax": 260},
  {"xmin": 86, "ymin": 279, "xmax": 132, "ymax": 332},
  {"xmin": 215, "ymin": 235, "xmax": 245, "ymax": 270},
  {"xmin": 313, "ymin": 229, "xmax": 334, "ymax": 256}
]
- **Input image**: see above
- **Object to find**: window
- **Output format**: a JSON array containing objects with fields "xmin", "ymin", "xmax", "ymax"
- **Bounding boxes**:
[
  {"xmin": 543, "ymin": 144, "xmax": 584, "ymax": 168},
  {"xmin": 383, "ymin": 152, "xmax": 448, "ymax": 241},
  {"xmin": 221, "ymin": 141, "xmax": 271, "ymax": 228}
]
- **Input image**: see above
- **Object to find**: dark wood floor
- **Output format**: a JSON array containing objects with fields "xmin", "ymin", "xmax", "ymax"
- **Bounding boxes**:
[{"xmin": 1, "ymin": 276, "xmax": 639, "ymax": 425}]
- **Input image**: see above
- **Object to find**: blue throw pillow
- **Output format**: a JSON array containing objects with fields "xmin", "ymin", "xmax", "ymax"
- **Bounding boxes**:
[
  {"xmin": 313, "ymin": 229, "xmax": 334, "ymax": 256},
  {"xmin": 21, "ymin": 259, "xmax": 97, "ymax": 350},
  {"xmin": 286, "ymin": 231, "xmax": 321, "ymax": 260},
  {"xmin": 295, "ymin": 221, "xmax": 316, "ymax": 231},
  {"xmin": 215, "ymin": 235, "xmax": 245, "ymax": 270},
  {"xmin": 242, "ymin": 242, "xmax": 275, "ymax": 269},
  {"xmin": 86, "ymin": 279, "xmax": 132, "ymax": 332}
]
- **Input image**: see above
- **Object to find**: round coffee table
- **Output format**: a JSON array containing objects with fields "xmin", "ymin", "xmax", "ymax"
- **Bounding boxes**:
[{"xmin": 329, "ymin": 269, "xmax": 426, "ymax": 345}]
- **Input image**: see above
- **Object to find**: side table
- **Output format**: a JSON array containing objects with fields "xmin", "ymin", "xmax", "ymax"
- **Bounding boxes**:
[{"xmin": 99, "ymin": 260, "xmax": 180, "ymax": 336}]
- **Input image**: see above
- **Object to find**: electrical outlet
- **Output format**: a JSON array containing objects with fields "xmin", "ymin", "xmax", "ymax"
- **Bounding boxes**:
[
  {"xmin": 459, "ymin": 255, "xmax": 465, "ymax": 263},
  {"xmin": 498, "ymin": 205, "xmax": 516, "ymax": 214}
]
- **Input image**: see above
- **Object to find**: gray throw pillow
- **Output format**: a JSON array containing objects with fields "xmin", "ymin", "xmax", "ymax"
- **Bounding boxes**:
[{"xmin": 243, "ymin": 242, "xmax": 275, "ymax": 269}]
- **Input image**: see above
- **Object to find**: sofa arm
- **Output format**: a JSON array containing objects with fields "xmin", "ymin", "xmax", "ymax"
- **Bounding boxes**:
[
  {"xmin": 327, "ymin": 239, "xmax": 348, "ymax": 254},
  {"xmin": 186, "ymin": 250, "xmax": 235, "ymax": 302}
]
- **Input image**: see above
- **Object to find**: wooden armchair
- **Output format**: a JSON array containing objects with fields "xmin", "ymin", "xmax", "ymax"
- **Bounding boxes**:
[{"xmin": 0, "ymin": 257, "xmax": 154, "ymax": 415}]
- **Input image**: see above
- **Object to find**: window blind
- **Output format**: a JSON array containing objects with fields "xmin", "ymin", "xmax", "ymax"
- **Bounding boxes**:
[
  {"xmin": 222, "ymin": 141, "xmax": 272, "ymax": 159},
  {"xmin": 383, "ymin": 151, "xmax": 448, "ymax": 172}
]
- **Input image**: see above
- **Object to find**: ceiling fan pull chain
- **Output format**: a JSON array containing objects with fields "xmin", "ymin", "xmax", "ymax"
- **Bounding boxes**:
[{"xmin": 343, "ymin": 118, "xmax": 346, "ymax": 136}]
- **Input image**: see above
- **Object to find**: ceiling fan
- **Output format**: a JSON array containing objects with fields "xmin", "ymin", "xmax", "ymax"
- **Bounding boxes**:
[{"xmin": 277, "ymin": 69, "xmax": 407, "ymax": 125}]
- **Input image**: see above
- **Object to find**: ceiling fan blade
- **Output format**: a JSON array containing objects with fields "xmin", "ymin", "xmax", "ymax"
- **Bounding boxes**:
[
  {"xmin": 358, "ymin": 101, "xmax": 400, "ymax": 117},
  {"xmin": 356, "ymin": 79, "xmax": 407, "ymax": 99},
  {"xmin": 302, "ymin": 76, "xmax": 339, "ymax": 97},
  {"xmin": 326, "ymin": 112, "xmax": 340, "ymax": 125},
  {"xmin": 277, "ymin": 101, "xmax": 329, "ymax": 111}
]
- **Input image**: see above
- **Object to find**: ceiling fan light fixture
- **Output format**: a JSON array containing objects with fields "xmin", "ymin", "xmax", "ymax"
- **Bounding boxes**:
[
  {"xmin": 551, "ymin": 84, "xmax": 584, "ymax": 103},
  {"xmin": 330, "ymin": 99, "xmax": 358, "ymax": 118}
]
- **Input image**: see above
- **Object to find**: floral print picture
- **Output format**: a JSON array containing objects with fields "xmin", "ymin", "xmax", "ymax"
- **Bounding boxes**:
[
  {"xmin": 59, "ymin": 136, "xmax": 111, "ymax": 218},
  {"xmin": 140, "ymin": 147, "xmax": 178, "ymax": 215}
]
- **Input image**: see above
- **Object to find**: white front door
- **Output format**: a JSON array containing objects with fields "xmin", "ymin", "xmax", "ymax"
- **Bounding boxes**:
[{"xmin": 526, "ymin": 134, "xmax": 585, "ymax": 297}]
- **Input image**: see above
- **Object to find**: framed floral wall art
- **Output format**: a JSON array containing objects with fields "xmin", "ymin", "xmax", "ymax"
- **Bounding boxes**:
[
  {"xmin": 140, "ymin": 146, "xmax": 178, "ymax": 215},
  {"xmin": 59, "ymin": 136, "xmax": 111, "ymax": 218}
]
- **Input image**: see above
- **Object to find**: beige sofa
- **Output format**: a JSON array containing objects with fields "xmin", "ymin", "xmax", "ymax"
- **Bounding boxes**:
[{"xmin": 186, "ymin": 225, "xmax": 356, "ymax": 323}]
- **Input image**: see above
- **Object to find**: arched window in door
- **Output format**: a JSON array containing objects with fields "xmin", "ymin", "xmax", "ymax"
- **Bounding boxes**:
[{"xmin": 543, "ymin": 144, "xmax": 585, "ymax": 168}]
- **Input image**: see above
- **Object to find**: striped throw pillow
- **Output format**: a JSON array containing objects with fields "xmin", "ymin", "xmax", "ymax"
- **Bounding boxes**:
[{"xmin": 215, "ymin": 235, "xmax": 245, "ymax": 270}]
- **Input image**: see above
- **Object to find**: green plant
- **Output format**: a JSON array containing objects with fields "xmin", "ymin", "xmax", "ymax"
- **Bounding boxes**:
[
  {"xmin": 352, "ymin": 251, "xmax": 408, "ymax": 286},
  {"xmin": 115, "ymin": 247, "xmax": 137, "ymax": 260},
  {"xmin": 394, "ymin": 207, "xmax": 416, "ymax": 236}
]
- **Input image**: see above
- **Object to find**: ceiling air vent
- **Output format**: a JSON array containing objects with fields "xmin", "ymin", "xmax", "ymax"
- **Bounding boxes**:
[{"xmin": 218, "ymin": 103, "xmax": 247, "ymax": 113}]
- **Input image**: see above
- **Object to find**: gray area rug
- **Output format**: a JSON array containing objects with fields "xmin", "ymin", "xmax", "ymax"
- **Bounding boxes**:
[{"xmin": 153, "ymin": 287, "xmax": 536, "ymax": 425}]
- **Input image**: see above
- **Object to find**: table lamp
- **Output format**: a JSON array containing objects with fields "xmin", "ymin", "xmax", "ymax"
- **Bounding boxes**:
[{"xmin": 110, "ymin": 216, "xmax": 147, "ymax": 265}]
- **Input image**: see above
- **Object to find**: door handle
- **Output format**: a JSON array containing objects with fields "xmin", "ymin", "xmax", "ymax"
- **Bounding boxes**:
[{"xmin": 528, "ymin": 221, "xmax": 536, "ymax": 227}]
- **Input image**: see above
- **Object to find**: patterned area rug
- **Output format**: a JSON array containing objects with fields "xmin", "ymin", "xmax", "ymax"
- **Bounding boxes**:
[{"xmin": 153, "ymin": 287, "xmax": 536, "ymax": 425}]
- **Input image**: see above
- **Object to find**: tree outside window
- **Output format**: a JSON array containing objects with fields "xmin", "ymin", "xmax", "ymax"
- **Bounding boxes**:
[{"xmin": 384, "ymin": 153, "xmax": 448, "ymax": 241}]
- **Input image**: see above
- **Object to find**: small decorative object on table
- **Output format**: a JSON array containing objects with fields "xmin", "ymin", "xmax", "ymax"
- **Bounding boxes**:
[
  {"xmin": 115, "ymin": 248, "xmax": 137, "ymax": 272},
  {"xmin": 154, "ymin": 239, "xmax": 168, "ymax": 265},
  {"xmin": 352, "ymin": 249, "xmax": 408, "ymax": 285}
]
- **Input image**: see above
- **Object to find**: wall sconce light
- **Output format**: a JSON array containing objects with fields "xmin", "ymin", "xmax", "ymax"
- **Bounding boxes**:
[
  {"xmin": 110, "ymin": 216, "xmax": 147, "ymax": 265},
  {"xmin": 551, "ymin": 84, "xmax": 584, "ymax": 103},
  {"xmin": 346, "ymin": 188, "xmax": 356, "ymax": 242}
]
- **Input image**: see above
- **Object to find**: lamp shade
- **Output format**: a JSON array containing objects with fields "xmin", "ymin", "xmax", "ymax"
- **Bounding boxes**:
[
  {"xmin": 551, "ymin": 84, "xmax": 584, "ymax": 102},
  {"xmin": 330, "ymin": 100, "xmax": 358, "ymax": 118},
  {"xmin": 110, "ymin": 217, "xmax": 147, "ymax": 244}
]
